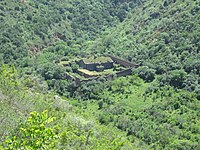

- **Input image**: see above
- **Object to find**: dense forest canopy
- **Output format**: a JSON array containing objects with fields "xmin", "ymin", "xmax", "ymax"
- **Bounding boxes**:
[
  {"xmin": 0, "ymin": 0, "xmax": 142, "ymax": 63},
  {"xmin": 0, "ymin": 0, "xmax": 200, "ymax": 149}
]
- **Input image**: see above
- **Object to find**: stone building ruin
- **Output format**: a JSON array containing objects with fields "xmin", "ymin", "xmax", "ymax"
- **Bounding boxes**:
[{"xmin": 78, "ymin": 57, "xmax": 114, "ymax": 72}]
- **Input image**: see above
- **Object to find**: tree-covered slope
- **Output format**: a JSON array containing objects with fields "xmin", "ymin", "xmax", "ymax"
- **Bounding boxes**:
[
  {"xmin": 0, "ymin": 65, "xmax": 136, "ymax": 149},
  {"xmin": 0, "ymin": 0, "xmax": 200, "ymax": 149},
  {"xmin": 0, "ymin": 0, "xmax": 144, "ymax": 64},
  {"xmin": 84, "ymin": 0, "xmax": 200, "ymax": 97},
  {"xmin": 72, "ymin": 76, "xmax": 200, "ymax": 149}
]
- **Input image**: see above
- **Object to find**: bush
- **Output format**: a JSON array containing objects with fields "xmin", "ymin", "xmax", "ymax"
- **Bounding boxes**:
[
  {"xmin": 3, "ymin": 110, "xmax": 58, "ymax": 149},
  {"xmin": 133, "ymin": 66, "xmax": 156, "ymax": 82},
  {"xmin": 168, "ymin": 69, "xmax": 187, "ymax": 88}
]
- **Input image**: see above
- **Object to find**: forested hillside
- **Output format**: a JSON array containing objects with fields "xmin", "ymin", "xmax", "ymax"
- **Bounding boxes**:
[
  {"xmin": 0, "ymin": 0, "xmax": 200, "ymax": 149},
  {"xmin": 83, "ymin": 0, "xmax": 200, "ymax": 98},
  {"xmin": 0, "ymin": 65, "xmax": 135, "ymax": 149},
  {"xmin": 0, "ymin": 0, "xmax": 142, "ymax": 63}
]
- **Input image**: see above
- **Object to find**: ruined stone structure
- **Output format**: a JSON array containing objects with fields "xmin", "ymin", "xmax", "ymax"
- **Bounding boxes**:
[
  {"xmin": 78, "ymin": 57, "xmax": 114, "ymax": 71},
  {"xmin": 62, "ymin": 55, "xmax": 140, "ymax": 85}
]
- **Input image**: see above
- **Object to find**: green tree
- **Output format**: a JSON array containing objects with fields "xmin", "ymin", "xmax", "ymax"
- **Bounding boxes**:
[
  {"xmin": 3, "ymin": 110, "xmax": 58, "ymax": 150},
  {"xmin": 168, "ymin": 69, "xmax": 187, "ymax": 88}
]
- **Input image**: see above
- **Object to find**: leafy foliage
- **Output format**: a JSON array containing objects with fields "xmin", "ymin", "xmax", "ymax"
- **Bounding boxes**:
[
  {"xmin": 4, "ymin": 110, "xmax": 58, "ymax": 150},
  {"xmin": 0, "ymin": 0, "xmax": 200, "ymax": 149},
  {"xmin": 73, "ymin": 76, "xmax": 200, "ymax": 149},
  {"xmin": 0, "ymin": 65, "xmax": 134, "ymax": 150},
  {"xmin": 83, "ymin": 0, "xmax": 200, "ymax": 96}
]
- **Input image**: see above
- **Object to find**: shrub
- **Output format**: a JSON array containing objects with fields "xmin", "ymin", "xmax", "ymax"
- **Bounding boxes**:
[{"xmin": 133, "ymin": 66, "xmax": 156, "ymax": 82}]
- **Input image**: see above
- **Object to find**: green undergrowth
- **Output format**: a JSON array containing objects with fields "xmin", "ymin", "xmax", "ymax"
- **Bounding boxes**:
[
  {"xmin": 0, "ymin": 0, "xmax": 200, "ymax": 149},
  {"xmin": 0, "ymin": 65, "xmax": 137, "ymax": 149},
  {"xmin": 69, "ymin": 75, "xmax": 200, "ymax": 149}
]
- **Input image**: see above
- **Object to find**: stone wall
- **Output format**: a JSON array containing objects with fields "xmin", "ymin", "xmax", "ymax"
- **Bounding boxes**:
[
  {"xmin": 65, "ymin": 73, "xmax": 75, "ymax": 80},
  {"xmin": 76, "ymin": 69, "xmax": 94, "ymax": 78},
  {"xmin": 106, "ymin": 54, "xmax": 139, "ymax": 68},
  {"xmin": 116, "ymin": 68, "xmax": 132, "ymax": 77},
  {"xmin": 75, "ymin": 68, "xmax": 133, "ymax": 85},
  {"xmin": 78, "ymin": 59, "xmax": 113, "ymax": 71}
]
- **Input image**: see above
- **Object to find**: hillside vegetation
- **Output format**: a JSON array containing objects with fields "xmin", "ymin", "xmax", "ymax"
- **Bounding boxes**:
[
  {"xmin": 0, "ymin": 65, "xmax": 135, "ymax": 149},
  {"xmin": 83, "ymin": 0, "xmax": 200, "ymax": 98},
  {"xmin": 0, "ymin": 0, "xmax": 200, "ymax": 149},
  {"xmin": 0, "ymin": 0, "xmax": 141, "ymax": 63}
]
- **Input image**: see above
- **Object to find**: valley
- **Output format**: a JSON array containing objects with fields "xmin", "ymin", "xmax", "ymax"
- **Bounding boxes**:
[{"xmin": 0, "ymin": 0, "xmax": 199, "ymax": 149}]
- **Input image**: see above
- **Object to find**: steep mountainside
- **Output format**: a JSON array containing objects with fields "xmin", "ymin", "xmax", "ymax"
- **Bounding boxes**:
[
  {"xmin": 0, "ymin": 0, "xmax": 143, "ymax": 63},
  {"xmin": 0, "ymin": 0, "xmax": 200, "ymax": 149},
  {"xmin": 83, "ymin": 0, "xmax": 200, "ymax": 98}
]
